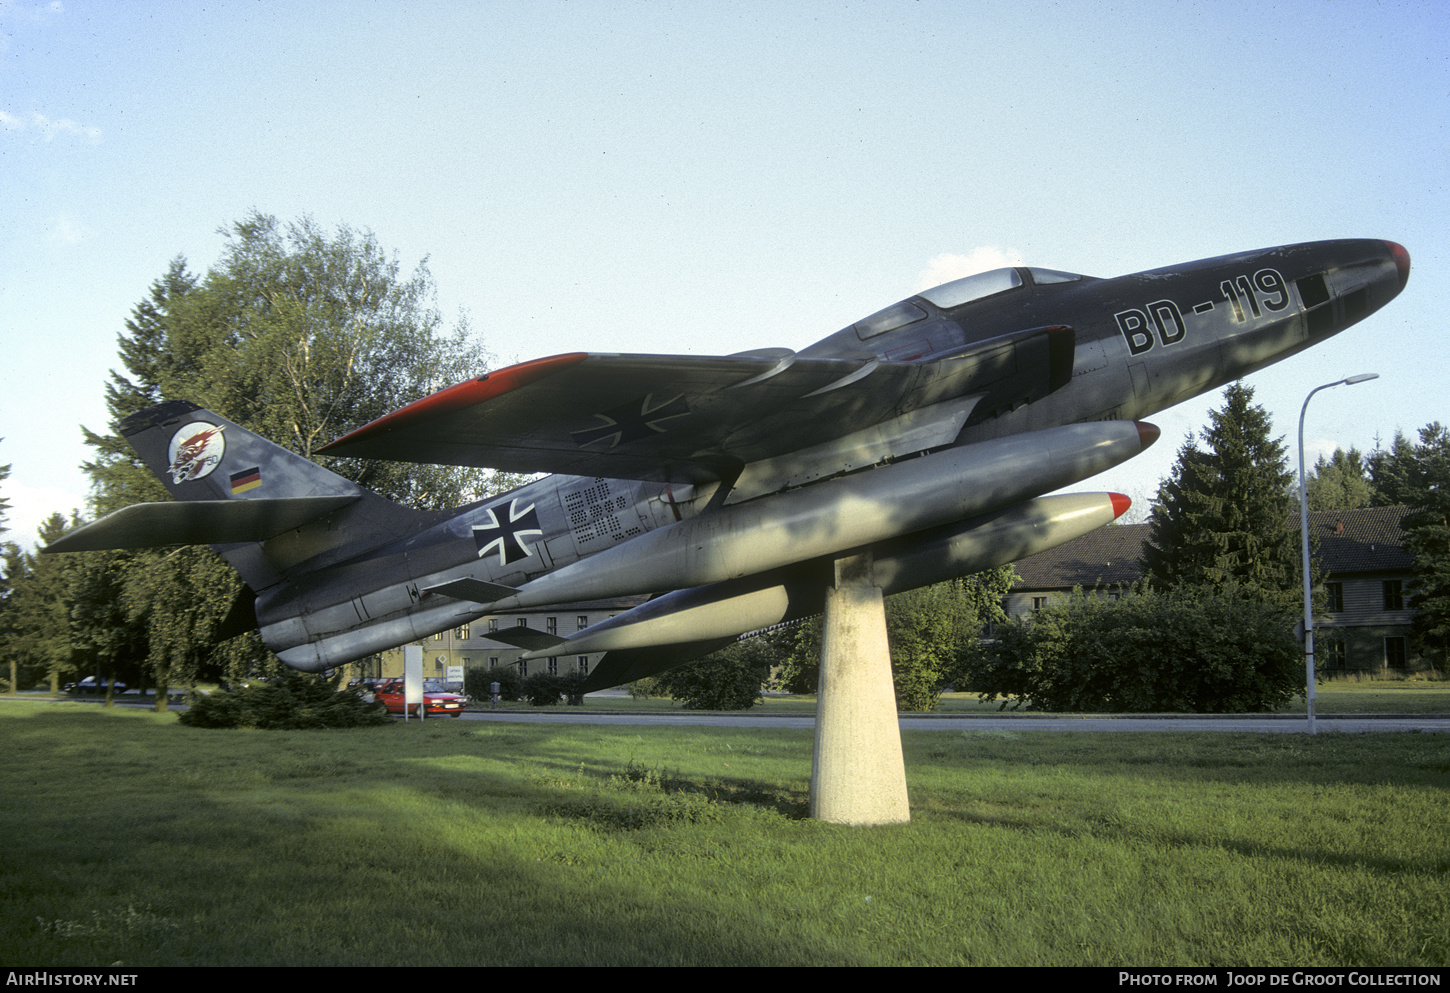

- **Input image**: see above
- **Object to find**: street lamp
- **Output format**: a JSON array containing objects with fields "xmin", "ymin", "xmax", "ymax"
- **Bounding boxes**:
[{"xmin": 1299, "ymin": 373, "xmax": 1379, "ymax": 734}]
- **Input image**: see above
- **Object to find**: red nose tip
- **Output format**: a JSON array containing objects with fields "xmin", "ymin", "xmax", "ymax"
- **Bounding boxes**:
[
  {"xmin": 1110, "ymin": 493, "xmax": 1131, "ymax": 519},
  {"xmin": 1387, "ymin": 242, "xmax": 1411, "ymax": 291}
]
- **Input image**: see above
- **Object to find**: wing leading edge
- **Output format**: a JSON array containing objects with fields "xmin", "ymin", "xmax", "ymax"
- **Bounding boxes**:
[{"xmin": 319, "ymin": 325, "xmax": 1074, "ymax": 484}]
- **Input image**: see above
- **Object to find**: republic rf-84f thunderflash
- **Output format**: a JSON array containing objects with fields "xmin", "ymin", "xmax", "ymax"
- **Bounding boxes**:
[{"xmin": 51, "ymin": 239, "xmax": 1410, "ymax": 691}]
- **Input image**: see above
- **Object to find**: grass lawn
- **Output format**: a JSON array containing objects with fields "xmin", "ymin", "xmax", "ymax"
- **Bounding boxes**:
[
  {"xmin": 575, "ymin": 676, "xmax": 1450, "ymax": 715},
  {"xmin": 0, "ymin": 699, "xmax": 1445, "ymax": 967}
]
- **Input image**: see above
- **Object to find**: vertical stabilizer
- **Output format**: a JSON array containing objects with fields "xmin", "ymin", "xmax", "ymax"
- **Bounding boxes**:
[{"xmin": 113, "ymin": 401, "xmax": 425, "ymax": 590}]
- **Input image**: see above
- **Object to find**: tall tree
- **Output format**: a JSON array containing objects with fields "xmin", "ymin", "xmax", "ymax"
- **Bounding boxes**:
[
  {"xmin": 1, "ymin": 542, "xmax": 26, "ymax": 694},
  {"xmin": 0, "ymin": 444, "xmax": 16, "ymax": 692},
  {"xmin": 1305, "ymin": 447, "xmax": 1373, "ymax": 512},
  {"xmin": 1142, "ymin": 383, "xmax": 1300, "ymax": 608},
  {"xmin": 0, "ymin": 441, "xmax": 10, "ymax": 535},
  {"xmin": 1389, "ymin": 424, "xmax": 1450, "ymax": 668},
  {"xmin": 6, "ymin": 514, "xmax": 81, "ymax": 694},
  {"xmin": 82, "ymin": 213, "xmax": 512, "ymax": 701},
  {"xmin": 1368, "ymin": 426, "xmax": 1447, "ymax": 509}
]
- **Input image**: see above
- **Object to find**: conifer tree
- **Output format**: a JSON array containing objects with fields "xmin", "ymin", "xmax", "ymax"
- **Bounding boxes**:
[
  {"xmin": 1391, "ymin": 424, "xmax": 1450, "ymax": 668},
  {"xmin": 1367, "ymin": 431, "xmax": 1419, "ymax": 506},
  {"xmin": 1142, "ymin": 383, "xmax": 1299, "ymax": 608},
  {"xmin": 6, "ymin": 514, "xmax": 81, "ymax": 694},
  {"xmin": 1305, "ymin": 447, "xmax": 1373, "ymax": 512}
]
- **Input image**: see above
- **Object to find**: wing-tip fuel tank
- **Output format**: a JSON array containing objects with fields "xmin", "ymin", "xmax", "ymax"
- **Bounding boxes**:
[
  {"xmin": 526, "ymin": 490, "xmax": 1132, "ymax": 664},
  {"xmin": 48, "ymin": 238, "xmax": 1409, "ymax": 689}
]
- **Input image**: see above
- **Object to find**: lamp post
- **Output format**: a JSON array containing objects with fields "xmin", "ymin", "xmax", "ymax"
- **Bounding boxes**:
[{"xmin": 1299, "ymin": 374, "xmax": 1378, "ymax": 734}]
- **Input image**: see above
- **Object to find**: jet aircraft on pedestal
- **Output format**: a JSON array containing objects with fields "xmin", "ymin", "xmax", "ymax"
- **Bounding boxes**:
[{"xmin": 51, "ymin": 239, "xmax": 1410, "ymax": 691}]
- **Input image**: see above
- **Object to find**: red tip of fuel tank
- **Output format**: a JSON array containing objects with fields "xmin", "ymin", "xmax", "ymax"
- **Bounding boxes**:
[
  {"xmin": 1387, "ymin": 242, "xmax": 1411, "ymax": 291},
  {"xmin": 1110, "ymin": 493, "xmax": 1132, "ymax": 519},
  {"xmin": 1135, "ymin": 421, "xmax": 1160, "ymax": 450}
]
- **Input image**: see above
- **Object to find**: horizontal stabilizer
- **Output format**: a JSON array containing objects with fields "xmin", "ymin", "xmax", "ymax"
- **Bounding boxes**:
[
  {"xmin": 46, "ymin": 496, "xmax": 360, "ymax": 553},
  {"xmin": 422, "ymin": 577, "xmax": 522, "ymax": 603},
  {"xmin": 479, "ymin": 626, "xmax": 567, "ymax": 652}
]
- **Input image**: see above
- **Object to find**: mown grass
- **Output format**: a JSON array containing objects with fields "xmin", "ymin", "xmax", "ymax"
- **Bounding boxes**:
[
  {"xmin": 582, "ymin": 678, "xmax": 1450, "ymax": 714},
  {"xmin": 0, "ymin": 701, "xmax": 1445, "ymax": 967}
]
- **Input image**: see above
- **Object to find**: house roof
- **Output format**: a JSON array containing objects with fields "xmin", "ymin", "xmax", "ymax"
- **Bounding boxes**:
[
  {"xmin": 1011, "ymin": 505, "xmax": 1413, "ymax": 592},
  {"xmin": 1308, "ymin": 505, "xmax": 1413, "ymax": 574}
]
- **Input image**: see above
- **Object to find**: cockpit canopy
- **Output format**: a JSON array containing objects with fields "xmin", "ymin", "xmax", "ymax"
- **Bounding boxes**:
[{"xmin": 851, "ymin": 266, "xmax": 1087, "ymax": 341}]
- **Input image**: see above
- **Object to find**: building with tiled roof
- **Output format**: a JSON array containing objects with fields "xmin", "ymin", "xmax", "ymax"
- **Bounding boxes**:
[{"xmin": 1006, "ymin": 505, "xmax": 1421, "ymax": 672}]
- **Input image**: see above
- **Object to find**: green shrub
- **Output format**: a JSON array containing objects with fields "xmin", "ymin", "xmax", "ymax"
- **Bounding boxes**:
[
  {"xmin": 465, "ymin": 665, "xmax": 521, "ymax": 702},
  {"xmin": 516, "ymin": 671, "xmax": 586, "ymax": 706},
  {"xmin": 626, "ymin": 677, "xmax": 659, "ymax": 699},
  {"xmin": 179, "ymin": 670, "xmax": 391, "ymax": 729},
  {"xmin": 971, "ymin": 583, "xmax": 1301, "ymax": 713},
  {"xmin": 559, "ymin": 671, "xmax": 587, "ymax": 706},
  {"xmin": 521, "ymin": 673, "xmax": 565, "ymax": 707},
  {"xmin": 655, "ymin": 639, "xmax": 771, "ymax": 710}
]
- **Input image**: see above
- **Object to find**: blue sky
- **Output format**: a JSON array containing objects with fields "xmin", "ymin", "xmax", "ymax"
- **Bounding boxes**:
[{"xmin": 2, "ymin": 0, "xmax": 1445, "ymax": 546}]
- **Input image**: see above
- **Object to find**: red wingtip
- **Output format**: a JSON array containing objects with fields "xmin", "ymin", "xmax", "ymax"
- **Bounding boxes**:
[
  {"xmin": 1135, "ymin": 421, "xmax": 1160, "ymax": 450},
  {"xmin": 319, "ymin": 352, "xmax": 588, "ymax": 454},
  {"xmin": 1110, "ymin": 493, "xmax": 1131, "ymax": 519},
  {"xmin": 1387, "ymin": 241, "xmax": 1411, "ymax": 291}
]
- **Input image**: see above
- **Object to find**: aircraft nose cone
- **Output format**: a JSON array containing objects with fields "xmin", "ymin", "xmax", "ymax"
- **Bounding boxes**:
[{"xmin": 1386, "ymin": 242, "xmax": 1411, "ymax": 291}]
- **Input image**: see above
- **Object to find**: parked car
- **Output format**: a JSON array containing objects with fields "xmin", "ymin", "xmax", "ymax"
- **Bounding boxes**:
[
  {"xmin": 374, "ymin": 678, "xmax": 467, "ymax": 717},
  {"xmin": 64, "ymin": 676, "xmax": 127, "ymax": 696}
]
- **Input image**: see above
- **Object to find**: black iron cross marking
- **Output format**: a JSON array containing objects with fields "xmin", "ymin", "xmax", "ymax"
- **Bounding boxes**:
[
  {"xmin": 472, "ymin": 499, "xmax": 542, "ymax": 565},
  {"xmin": 570, "ymin": 393, "xmax": 691, "ymax": 448}
]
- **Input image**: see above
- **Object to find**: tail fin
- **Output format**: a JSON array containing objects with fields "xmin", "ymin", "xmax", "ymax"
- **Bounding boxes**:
[{"xmin": 50, "ymin": 401, "xmax": 425, "ymax": 591}]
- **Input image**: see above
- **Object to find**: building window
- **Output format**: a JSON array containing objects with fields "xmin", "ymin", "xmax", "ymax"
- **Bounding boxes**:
[
  {"xmin": 516, "ymin": 617, "xmax": 527, "ymax": 628},
  {"xmin": 456, "ymin": 624, "xmax": 470, "ymax": 640},
  {"xmin": 1385, "ymin": 636, "xmax": 1407, "ymax": 669},
  {"xmin": 1383, "ymin": 581, "xmax": 1404, "ymax": 611},
  {"xmin": 577, "ymin": 615, "xmax": 589, "ymax": 630},
  {"xmin": 548, "ymin": 657, "xmax": 558, "ymax": 676},
  {"xmin": 578, "ymin": 656, "xmax": 590, "ymax": 675},
  {"xmin": 1032, "ymin": 596, "xmax": 1048, "ymax": 610},
  {"xmin": 519, "ymin": 660, "xmax": 529, "ymax": 677},
  {"xmin": 1325, "ymin": 583, "xmax": 1344, "ymax": 613},
  {"xmin": 435, "ymin": 632, "xmax": 445, "ymax": 640},
  {"xmin": 488, "ymin": 657, "xmax": 498, "ymax": 668},
  {"xmin": 488, "ymin": 618, "xmax": 498, "ymax": 633},
  {"xmin": 1318, "ymin": 634, "xmax": 1347, "ymax": 672},
  {"xmin": 547, "ymin": 616, "xmax": 558, "ymax": 635}
]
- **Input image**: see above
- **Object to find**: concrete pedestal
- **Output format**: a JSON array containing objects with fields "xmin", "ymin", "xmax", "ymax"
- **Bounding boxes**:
[{"xmin": 809, "ymin": 551, "xmax": 911, "ymax": 825}]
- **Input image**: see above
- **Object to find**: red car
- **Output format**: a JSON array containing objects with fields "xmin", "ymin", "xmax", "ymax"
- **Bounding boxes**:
[{"xmin": 374, "ymin": 678, "xmax": 467, "ymax": 718}]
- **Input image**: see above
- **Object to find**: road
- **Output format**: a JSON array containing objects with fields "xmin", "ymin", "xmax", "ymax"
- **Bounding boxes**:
[{"xmin": 460, "ymin": 710, "xmax": 1450, "ymax": 733}]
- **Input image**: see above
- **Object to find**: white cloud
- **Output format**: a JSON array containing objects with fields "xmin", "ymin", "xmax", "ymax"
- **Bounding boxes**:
[
  {"xmin": 45, "ymin": 212, "xmax": 91, "ymax": 245},
  {"xmin": 913, "ymin": 246, "xmax": 1025, "ymax": 292},
  {"xmin": 0, "ymin": 1, "xmax": 65, "ymax": 23},
  {"xmin": 4, "ymin": 480, "xmax": 86, "ymax": 553},
  {"xmin": 34, "ymin": 112, "xmax": 100, "ymax": 142},
  {"xmin": 0, "ymin": 109, "xmax": 101, "ymax": 142}
]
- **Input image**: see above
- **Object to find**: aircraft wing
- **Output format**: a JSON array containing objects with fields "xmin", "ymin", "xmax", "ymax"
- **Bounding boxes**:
[{"xmin": 319, "ymin": 325, "xmax": 1074, "ymax": 483}]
